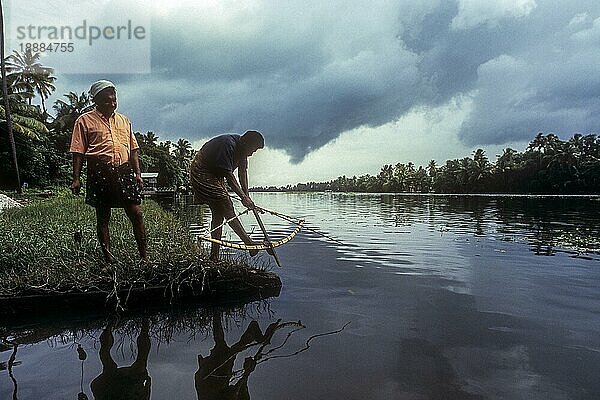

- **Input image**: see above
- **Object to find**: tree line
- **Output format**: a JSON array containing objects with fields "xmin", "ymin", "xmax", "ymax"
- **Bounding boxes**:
[
  {"xmin": 0, "ymin": 49, "xmax": 194, "ymax": 191},
  {"xmin": 253, "ymin": 133, "xmax": 600, "ymax": 194}
]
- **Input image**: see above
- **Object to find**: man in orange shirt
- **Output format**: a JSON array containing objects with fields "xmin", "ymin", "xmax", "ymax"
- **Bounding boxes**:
[{"xmin": 70, "ymin": 80, "xmax": 147, "ymax": 263}]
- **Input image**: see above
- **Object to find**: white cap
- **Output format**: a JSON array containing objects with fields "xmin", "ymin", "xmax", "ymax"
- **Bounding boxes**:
[{"xmin": 89, "ymin": 80, "xmax": 116, "ymax": 98}]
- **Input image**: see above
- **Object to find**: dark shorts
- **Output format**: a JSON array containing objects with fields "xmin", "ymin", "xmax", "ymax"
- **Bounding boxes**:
[{"xmin": 86, "ymin": 159, "xmax": 143, "ymax": 208}]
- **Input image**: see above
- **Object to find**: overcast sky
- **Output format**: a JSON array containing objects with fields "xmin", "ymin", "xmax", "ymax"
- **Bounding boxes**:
[{"xmin": 40, "ymin": 0, "xmax": 600, "ymax": 186}]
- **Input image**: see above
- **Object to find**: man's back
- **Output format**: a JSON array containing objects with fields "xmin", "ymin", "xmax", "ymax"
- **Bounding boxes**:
[{"xmin": 193, "ymin": 134, "xmax": 246, "ymax": 175}]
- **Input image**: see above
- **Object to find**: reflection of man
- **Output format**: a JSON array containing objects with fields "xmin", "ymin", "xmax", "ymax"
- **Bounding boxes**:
[
  {"xmin": 70, "ymin": 80, "xmax": 147, "ymax": 263},
  {"xmin": 190, "ymin": 131, "xmax": 265, "ymax": 261},
  {"xmin": 90, "ymin": 320, "xmax": 152, "ymax": 399},
  {"xmin": 195, "ymin": 314, "xmax": 280, "ymax": 400}
]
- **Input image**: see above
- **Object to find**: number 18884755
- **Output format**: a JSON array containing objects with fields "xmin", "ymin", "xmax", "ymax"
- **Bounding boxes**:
[{"xmin": 19, "ymin": 42, "xmax": 74, "ymax": 52}]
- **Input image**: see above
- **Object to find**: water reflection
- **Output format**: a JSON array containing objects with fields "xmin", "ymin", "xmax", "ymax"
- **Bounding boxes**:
[
  {"xmin": 195, "ymin": 313, "xmax": 298, "ymax": 400},
  {"xmin": 90, "ymin": 319, "xmax": 151, "ymax": 400},
  {"xmin": 0, "ymin": 341, "xmax": 19, "ymax": 400},
  {"xmin": 397, "ymin": 338, "xmax": 483, "ymax": 399},
  {"xmin": 379, "ymin": 194, "xmax": 600, "ymax": 256},
  {"xmin": 0, "ymin": 302, "xmax": 337, "ymax": 400}
]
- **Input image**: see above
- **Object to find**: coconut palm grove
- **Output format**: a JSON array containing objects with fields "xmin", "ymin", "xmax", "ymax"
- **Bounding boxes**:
[{"xmin": 255, "ymin": 135, "xmax": 600, "ymax": 194}]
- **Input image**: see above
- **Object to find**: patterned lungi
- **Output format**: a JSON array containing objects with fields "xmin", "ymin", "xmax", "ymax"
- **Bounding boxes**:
[
  {"xmin": 190, "ymin": 158, "xmax": 233, "ymax": 208},
  {"xmin": 85, "ymin": 158, "xmax": 142, "ymax": 208}
]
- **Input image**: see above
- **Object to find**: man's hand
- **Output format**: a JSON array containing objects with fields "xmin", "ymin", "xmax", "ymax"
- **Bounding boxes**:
[
  {"xmin": 71, "ymin": 153, "xmax": 84, "ymax": 196},
  {"xmin": 70, "ymin": 178, "xmax": 81, "ymax": 195},
  {"xmin": 135, "ymin": 173, "xmax": 144, "ymax": 189},
  {"xmin": 241, "ymin": 195, "xmax": 256, "ymax": 210}
]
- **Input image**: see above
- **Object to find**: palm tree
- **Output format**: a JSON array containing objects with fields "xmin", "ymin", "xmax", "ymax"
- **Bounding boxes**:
[
  {"xmin": 581, "ymin": 134, "xmax": 599, "ymax": 161},
  {"xmin": 496, "ymin": 148, "xmax": 519, "ymax": 191},
  {"xmin": 143, "ymin": 131, "xmax": 159, "ymax": 147},
  {"xmin": 414, "ymin": 166, "xmax": 430, "ymax": 192},
  {"xmin": 434, "ymin": 159, "xmax": 461, "ymax": 193},
  {"xmin": 1, "ymin": 92, "xmax": 49, "ymax": 138},
  {"xmin": 158, "ymin": 140, "xmax": 171, "ymax": 153},
  {"xmin": 458, "ymin": 157, "xmax": 473, "ymax": 191},
  {"xmin": 378, "ymin": 164, "xmax": 394, "ymax": 191},
  {"xmin": 497, "ymin": 148, "xmax": 517, "ymax": 172},
  {"xmin": 0, "ymin": 1, "xmax": 21, "ymax": 191},
  {"xmin": 543, "ymin": 133, "xmax": 561, "ymax": 154},
  {"xmin": 405, "ymin": 162, "xmax": 416, "ymax": 192},
  {"xmin": 6, "ymin": 49, "xmax": 56, "ymax": 115},
  {"xmin": 393, "ymin": 163, "xmax": 407, "ymax": 192},
  {"xmin": 471, "ymin": 149, "xmax": 492, "ymax": 183},
  {"xmin": 51, "ymin": 91, "xmax": 91, "ymax": 132},
  {"xmin": 526, "ymin": 132, "xmax": 547, "ymax": 171},
  {"xmin": 527, "ymin": 132, "xmax": 546, "ymax": 153},
  {"xmin": 172, "ymin": 138, "xmax": 193, "ymax": 188},
  {"xmin": 427, "ymin": 160, "xmax": 437, "ymax": 177},
  {"xmin": 173, "ymin": 138, "xmax": 192, "ymax": 167}
]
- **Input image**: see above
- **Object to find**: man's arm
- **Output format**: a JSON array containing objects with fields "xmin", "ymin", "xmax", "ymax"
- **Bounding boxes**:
[
  {"xmin": 238, "ymin": 167, "xmax": 249, "ymax": 196},
  {"xmin": 70, "ymin": 153, "xmax": 84, "ymax": 195},
  {"xmin": 225, "ymin": 170, "xmax": 255, "ymax": 209},
  {"xmin": 130, "ymin": 149, "xmax": 144, "ymax": 188},
  {"xmin": 69, "ymin": 117, "xmax": 87, "ymax": 195}
]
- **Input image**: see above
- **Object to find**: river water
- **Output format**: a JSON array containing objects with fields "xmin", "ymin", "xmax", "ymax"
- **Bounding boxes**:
[{"xmin": 2, "ymin": 193, "xmax": 600, "ymax": 399}]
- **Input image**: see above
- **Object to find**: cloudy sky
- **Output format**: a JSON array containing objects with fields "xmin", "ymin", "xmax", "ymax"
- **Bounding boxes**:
[{"xmin": 27, "ymin": 0, "xmax": 600, "ymax": 186}]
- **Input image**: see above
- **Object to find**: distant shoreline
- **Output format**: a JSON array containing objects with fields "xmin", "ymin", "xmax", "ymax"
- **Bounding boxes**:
[{"xmin": 249, "ymin": 190, "xmax": 600, "ymax": 198}]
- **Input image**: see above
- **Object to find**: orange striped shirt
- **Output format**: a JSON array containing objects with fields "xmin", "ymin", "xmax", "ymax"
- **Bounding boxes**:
[{"xmin": 70, "ymin": 109, "xmax": 139, "ymax": 166}]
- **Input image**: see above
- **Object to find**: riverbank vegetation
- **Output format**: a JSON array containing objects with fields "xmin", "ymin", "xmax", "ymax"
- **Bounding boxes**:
[
  {"xmin": 254, "ymin": 133, "xmax": 600, "ymax": 194},
  {"xmin": 0, "ymin": 195, "xmax": 272, "ymax": 301}
]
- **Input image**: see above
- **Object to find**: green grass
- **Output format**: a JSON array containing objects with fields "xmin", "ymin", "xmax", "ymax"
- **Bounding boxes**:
[{"xmin": 0, "ymin": 194, "xmax": 263, "ymax": 297}]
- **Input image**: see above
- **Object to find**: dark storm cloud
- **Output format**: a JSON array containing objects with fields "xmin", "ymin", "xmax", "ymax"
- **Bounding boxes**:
[
  {"xmin": 133, "ymin": 1, "xmax": 427, "ymax": 162},
  {"xmin": 457, "ymin": 1, "xmax": 600, "ymax": 145},
  {"xmin": 56, "ymin": 0, "xmax": 600, "ymax": 161}
]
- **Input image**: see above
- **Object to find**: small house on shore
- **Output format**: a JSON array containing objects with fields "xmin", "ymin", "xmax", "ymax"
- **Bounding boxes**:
[
  {"xmin": 141, "ymin": 172, "xmax": 176, "ymax": 199},
  {"xmin": 141, "ymin": 172, "xmax": 159, "ymax": 195}
]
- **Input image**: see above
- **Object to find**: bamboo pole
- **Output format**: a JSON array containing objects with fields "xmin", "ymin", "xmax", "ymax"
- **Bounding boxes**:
[{"xmin": 253, "ymin": 209, "xmax": 282, "ymax": 267}]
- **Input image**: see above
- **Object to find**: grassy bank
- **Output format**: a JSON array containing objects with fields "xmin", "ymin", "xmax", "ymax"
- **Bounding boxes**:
[{"xmin": 0, "ymin": 194, "xmax": 272, "ymax": 301}]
